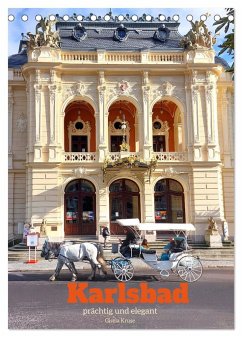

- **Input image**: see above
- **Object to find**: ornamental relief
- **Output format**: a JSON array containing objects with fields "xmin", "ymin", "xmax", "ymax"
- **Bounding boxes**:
[
  {"xmin": 107, "ymin": 81, "xmax": 140, "ymax": 105},
  {"xmin": 68, "ymin": 117, "xmax": 91, "ymax": 134},
  {"xmin": 62, "ymin": 82, "xmax": 97, "ymax": 103},
  {"xmin": 66, "ymin": 82, "xmax": 87, "ymax": 98},
  {"xmin": 16, "ymin": 113, "xmax": 27, "ymax": 132},
  {"xmin": 151, "ymin": 81, "xmax": 175, "ymax": 99},
  {"xmin": 150, "ymin": 86, "xmax": 185, "ymax": 107}
]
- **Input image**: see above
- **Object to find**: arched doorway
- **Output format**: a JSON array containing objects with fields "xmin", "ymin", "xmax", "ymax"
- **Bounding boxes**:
[
  {"xmin": 109, "ymin": 179, "xmax": 140, "ymax": 234},
  {"xmin": 154, "ymin": 178, "xmax": 185, "ymax": 223},
  {"xmin": 64, "ymin": 179, "xmax": 96, "ymax": 235}
]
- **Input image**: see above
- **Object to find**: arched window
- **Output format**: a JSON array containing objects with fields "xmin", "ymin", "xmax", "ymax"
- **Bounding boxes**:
[
  {"xmin": 64, "ymin": 179, "xmax": 96, "ymax": 235},
  {"xmin": 154, "ymin": 178, "xmax": 185, "ymax": 223}
]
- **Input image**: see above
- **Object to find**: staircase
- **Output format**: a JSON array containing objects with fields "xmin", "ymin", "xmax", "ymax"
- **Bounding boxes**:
[{"xmin": 8, "ymin": 237, "xmax": 234, "ymax": 264}]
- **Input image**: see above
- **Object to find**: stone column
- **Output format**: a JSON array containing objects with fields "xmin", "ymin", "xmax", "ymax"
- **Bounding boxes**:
[
  {"xmin": 143, "ymin": 180, "xmax": 156, "ymax": 241},
  {"xmin": 205, "ymin": 75, "xmax": 220, "ymax": 161},
  {"xmin": 220, "ymin": 88, "xmax": 232, "ymax": 167},
  {"xmin": 48, "ymin": 80, "xmax": 58, "ymax": 161},
  {"xmin": 142, "ymin": 71, "xmax": 152, "ymax": 160},
  {"xmin": 185, "ymin": 75, "xmax": 194, "ymax": 161},
  {"xmin": 191, "ymin": 84, "xmax": 202, "ymax": 161},
  {"xmin": 97, "ymin": 71, "xmax": 107, "ymax": 162},
  {"xmin": 8, "ymin": 86, "xmax": 13, "ymax": 169},
  {"xmin": 33, "ymin": 69, "xmax": 42, "ymax": 161}
]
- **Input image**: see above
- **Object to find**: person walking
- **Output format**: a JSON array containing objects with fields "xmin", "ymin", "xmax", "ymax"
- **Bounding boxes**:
[{"xmin": 102, "ymin": 226, "xmax": 110, "ymax": 248}]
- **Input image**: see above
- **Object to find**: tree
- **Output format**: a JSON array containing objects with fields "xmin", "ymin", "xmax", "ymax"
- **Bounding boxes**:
[{"xmin": 213, "ymin": 8, "xmax": 234, "ymax": 73}]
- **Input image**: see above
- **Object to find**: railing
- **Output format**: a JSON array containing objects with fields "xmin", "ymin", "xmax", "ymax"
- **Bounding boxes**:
[
  {"xmin": 60, "ymin": 51, "xmax": 185, "ymax": 64},
  {"xmin": 105, "ymin": 53, "xmax": 141, "ymax": 63},
  {"xmin": 107, "ymin": 152, "xmax": 141, "ymax": 161},
  {"xmin": 63, "ymin": 151, "xmax": 187, "ymax": 163},
  {"xmin": 61, "ymin": 52, "xmax": 98, "ymax": 62},
  {"xmin": 148, "ymin": 53, "xmax": 184, "ymax": 63},
  {"xmin": 64, "ymin": 152, "xmax": 96, "ymax": 162},
  {"xmin": 13, "ymin": 69, "xmax": 24, "ymax": 80},
  {"xmin": 152, "ymin": 152, "xmax": 188, "ymax": 161}
]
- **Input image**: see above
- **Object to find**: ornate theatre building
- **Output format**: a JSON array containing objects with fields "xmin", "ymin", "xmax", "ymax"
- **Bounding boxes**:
[{"xmin": 8, "ymin": 13, "xmax": 234, "ymax": 242}]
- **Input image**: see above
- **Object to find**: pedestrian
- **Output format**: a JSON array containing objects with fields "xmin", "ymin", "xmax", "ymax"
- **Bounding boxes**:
[{"xmin": 102, "ymin": 226, "xmax": 110, "ymax": 248}]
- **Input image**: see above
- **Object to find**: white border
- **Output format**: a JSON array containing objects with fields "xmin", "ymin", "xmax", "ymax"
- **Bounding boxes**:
[{"xmin": 3, "ymin": 1, "xmax": 240, "ymax": 337}]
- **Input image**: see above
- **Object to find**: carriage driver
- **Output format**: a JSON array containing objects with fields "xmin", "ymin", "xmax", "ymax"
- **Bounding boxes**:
[{"xmin": 119, "ymin": 228, "xmax": 138, "ymax": 258}]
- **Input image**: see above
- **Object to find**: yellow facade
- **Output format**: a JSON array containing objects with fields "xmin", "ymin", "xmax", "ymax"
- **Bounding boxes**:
[{"xmin": 8, "ymin": 18, "xmax": 234, "ymax": 242}]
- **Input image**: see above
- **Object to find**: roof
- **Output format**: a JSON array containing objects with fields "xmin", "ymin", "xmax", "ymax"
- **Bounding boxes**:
[
  {"xmin": 8, "ymin": 13, "xmax": 231, "ymax": 70},
  {"xmin": 214, "ymin": 56, "xmax": 230, "ymax": 70},
  {"xmin": 8, "ymin": 48, "xmax": 27, "ymax": 69},
  {"xmin": 56, "ymin": 15, "xmax": 183, "ymax": 51}
]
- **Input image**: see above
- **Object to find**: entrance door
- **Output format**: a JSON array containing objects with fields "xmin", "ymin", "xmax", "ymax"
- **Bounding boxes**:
[
  {"xmin": 64, "ymin": 179, "xmax": 96, "ymax": 235},
  {"xmin": 154, "ymin": 178, "xmax": 185, "ymax": 223},
  {"xmin": 109, "ymin": 179, "xmax": 140, "ymax": 234}
]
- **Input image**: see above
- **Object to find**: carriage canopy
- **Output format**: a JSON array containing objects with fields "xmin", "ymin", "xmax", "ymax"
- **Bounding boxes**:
[{"xmin": 116, "ymin": 218, "xmax": 195, "ymax": 232}]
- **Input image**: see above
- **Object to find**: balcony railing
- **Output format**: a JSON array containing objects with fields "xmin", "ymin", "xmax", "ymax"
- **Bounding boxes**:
[
  {"xmin": 62, "ymin": 151, "xmax": 187, "ymax": 163},
  {"xmin": 152, "ymin": 152, "xmax": 188, "ymax": 161},
  {"xmin": 107, "ymin": 152, "xmax": 141, "ymax": 161},
  {"xmin": 64, "ymin": 152, "xmax": 96, "ymax": 162},
  {"xmin": 60, "ymin": 51, "xmax": 185, "ymax": 65}
]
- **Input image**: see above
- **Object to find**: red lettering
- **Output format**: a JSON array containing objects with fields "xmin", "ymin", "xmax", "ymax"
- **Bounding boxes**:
[
  {"xmin": 173, "ymin": 283, "xmax": 189, "ymax": 304},
  {"xmin": 89, "ymin": 288, "xmax": 103, "ymax": 303},
  {"xmin": 104, "ymin": 288, "xmax": 117, "ymax": 303},
  {"xmin": 67, "ymin": 282, "xmax": 88, "ymax": 303},
  {"xmin": 126, "ymin": 288, "xmax": 139, "ymax": 303},
  {"xmin": 140, "ymin": 282, "xmax": 156, "ymax": 303}
]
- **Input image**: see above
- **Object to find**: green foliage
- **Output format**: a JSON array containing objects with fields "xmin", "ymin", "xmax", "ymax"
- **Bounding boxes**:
[{"xmin": 213, "ymin": 8, "xmax": 234, "ymax": 72}]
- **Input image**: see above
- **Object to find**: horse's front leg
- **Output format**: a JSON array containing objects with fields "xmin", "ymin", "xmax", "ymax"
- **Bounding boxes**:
[
  {"xmin": 87, "ymin": 260, "xmax": 97, "ymax": 281},
  {"xmin": 70, "ymin": 262, "xmax": 78, "ymax": 277},
  {"xmin": 49, "ymin": 257, "xmax": 64, "ymax": 281},
  {"xmin": 64, "ymin": 259, "xmax": 78, "ymax": 281}
]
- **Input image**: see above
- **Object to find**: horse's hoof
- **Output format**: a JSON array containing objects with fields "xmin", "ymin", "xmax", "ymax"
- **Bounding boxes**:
[
  {"xmin": 71, "ymin": 275, "xmax": 77, "ymax": 282},
  {"xmin": 49, "ymin": 275, "xmax": 56, "ymax": 281},
  {"xmin": 87, "ymin": 276, "xmax": 95, "ymax": 281}
]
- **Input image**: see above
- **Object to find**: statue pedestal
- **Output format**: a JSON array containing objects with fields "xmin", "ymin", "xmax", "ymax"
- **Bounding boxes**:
[{"xmin": 205, "ymin": 229, "xmax": 223, "ymax": 248}]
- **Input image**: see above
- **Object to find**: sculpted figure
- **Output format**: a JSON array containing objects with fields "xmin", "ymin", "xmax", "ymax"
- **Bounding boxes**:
[
  {"xmin": 180, "ymin": 19, "xmax": 216, "ymax": 50},
  {"xmin": 26, "ymin": 17, "xmax": 60, "ymax": 49},
  {"xmin": 208, "ymin": 217, "xmax": 218, "ymax": 231}
]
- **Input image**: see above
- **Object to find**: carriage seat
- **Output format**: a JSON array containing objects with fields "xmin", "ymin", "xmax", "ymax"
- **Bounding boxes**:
[{"xmin": 142, "ymin": 252, "xmax": 158, "ymax": 268}]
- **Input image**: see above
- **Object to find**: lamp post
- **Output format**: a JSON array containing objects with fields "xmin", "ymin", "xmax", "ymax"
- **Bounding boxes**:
[{"xmin": 120, "ymin": 114, "xmax": 129, "ymax": 151}]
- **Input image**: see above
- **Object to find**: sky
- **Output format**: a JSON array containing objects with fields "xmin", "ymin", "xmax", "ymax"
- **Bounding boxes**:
[
  {"xmin": 8, "ymin": 7, "xmax": 234, "ymax": 66},
  {"xmin": 2, "ymin": 1, "xmax": 242, "ymax": 337}
]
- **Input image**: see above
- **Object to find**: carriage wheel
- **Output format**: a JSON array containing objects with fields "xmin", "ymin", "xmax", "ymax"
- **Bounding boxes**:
[
  {"xmin": 176, "ymin": 255, "xmax": 203, "ymax": 283},
  {"xmin": 111, "ymin": 257, "xmax": 127, "ymax": 272},
  {"xmin": 112, "ymin": 258, "xmax": 134, "ymax": 282}
]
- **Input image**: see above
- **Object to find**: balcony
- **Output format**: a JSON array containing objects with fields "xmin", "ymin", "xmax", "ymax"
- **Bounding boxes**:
[
  {"xmin": 63, "ymin": 152, "xmax": 96, "ymax": 162},
  {"xmin": 106, "ymin": 152, "xmax": 141, "ymax": 161},
  {"xmin": 152, "ymin": 152, "xmax": 188, "ymax": 162},
  {"xmin": 62, "ymin": 151, "xmax": 188, "ymax": 163}
]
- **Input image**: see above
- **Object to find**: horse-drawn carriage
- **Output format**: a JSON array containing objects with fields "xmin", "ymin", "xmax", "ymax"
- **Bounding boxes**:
[
  {"xmin": 41, "ymin": 219, "xmax": 202, "ymax": 283},
  {"xmin": 110, "ymin": 219, "xmax": 203, "ymax": 283}
]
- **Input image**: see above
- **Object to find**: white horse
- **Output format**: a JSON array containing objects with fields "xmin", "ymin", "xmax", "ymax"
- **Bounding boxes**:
[{"xmin": 41, "ymin": 240, "xmax": 108, "ymax": 282}]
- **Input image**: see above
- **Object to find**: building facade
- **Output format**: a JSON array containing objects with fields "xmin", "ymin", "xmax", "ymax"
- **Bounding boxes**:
[{"xmin": 8, "ymin": 13, "xmax": 234, "ymax": 242}]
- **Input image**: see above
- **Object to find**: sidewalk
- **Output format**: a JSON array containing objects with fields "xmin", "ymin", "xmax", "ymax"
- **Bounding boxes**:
[{"xmin": 8, "ymin": 255, "xmax": 234, "ymax": 272}]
